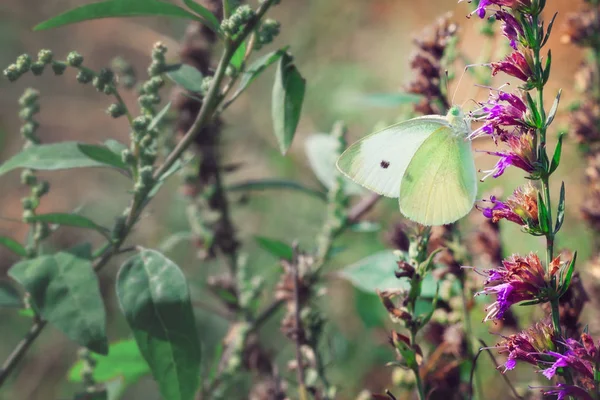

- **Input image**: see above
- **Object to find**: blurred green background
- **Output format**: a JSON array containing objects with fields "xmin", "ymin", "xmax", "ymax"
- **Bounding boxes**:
[{"xmin": 0, "ymin": 0, "xmax": 595, "ymax": 399}]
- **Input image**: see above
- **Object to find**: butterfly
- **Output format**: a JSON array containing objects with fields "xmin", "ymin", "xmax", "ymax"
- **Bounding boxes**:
[{"xmin": 336, "ymin": 106, "xmax": 477, "ymax": 226}]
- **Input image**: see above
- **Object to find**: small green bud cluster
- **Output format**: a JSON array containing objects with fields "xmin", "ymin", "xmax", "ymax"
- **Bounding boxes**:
[
  {"xmin": 111, "ymin": 57, "xmax": 137, "ymax": 89},
  {"xmin": 93, "ymin": 68, "xmax": 116, "ymax": 95},
  {"xmin": 18, "ymin": 88, "xmax": 41, "ymax": 145},
  {"xmin": 20, "ymin": 168, "xmax": 51, "ymax": 251},
  {"xmin": 254, "ymin": 19, "xmax": 281, "ymax": 50},
  {"xmin": 3, "ymin": 50, "xmax": 63, "ymax": 82},
  {"xmin": 200, "ymin": 76, "xmax": 213, "ymax": 95},
  {"xmin": 221, "ymin": 5, "xmax": 255, "ymax": 36},
  {"xmin": 139, "ymin": 43, "xmax": 168, "ymax": 116}
]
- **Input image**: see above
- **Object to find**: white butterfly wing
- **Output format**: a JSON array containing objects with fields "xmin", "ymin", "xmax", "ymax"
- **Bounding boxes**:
[{"xmin": 336, "ymin": 116, "xmax": 449, "ymax": 198}]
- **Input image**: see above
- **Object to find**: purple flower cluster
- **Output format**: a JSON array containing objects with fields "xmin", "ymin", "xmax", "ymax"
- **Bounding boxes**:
[
  {"xmin": 476, "ymin": 253, "xmax": 549, "ymax": 321},
  {"xmin": 479, "ymin": 183, "xmax": 539, "ymax": 229}
]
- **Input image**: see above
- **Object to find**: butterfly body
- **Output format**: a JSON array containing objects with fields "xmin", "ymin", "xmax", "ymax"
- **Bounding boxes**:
[{"xmin": 336, "ymin": 106, "xmax": 477, "ymax": 226}]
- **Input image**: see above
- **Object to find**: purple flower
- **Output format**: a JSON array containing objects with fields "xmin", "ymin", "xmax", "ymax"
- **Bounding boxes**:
[
  {"xmin": 482, "ymin": 131, "xmax": 538, "ymax": 179},
  {"xmin": 478, "ymin": 183, "xmax": 539, "ymax": 227},
  {"xmin": 541, "ymin": 339, "xmax": 595, "ymax": 381},
  {"xmin": 476, "ymin": 253, "xmax": 548, "ymax": 321},
  {"xmin": 494, "ymin": 319, "xmax": 556, "ymax": 371},
  {"xmin": 540, "ymin": 385, "xmax": 594, "ymax": 400},
  {"xmin": 471, "ymin": 90, "xmax": 531, "ymax": 139},
  {"xmin": 495, "ymin": 10, "xmax": 524, "ymax": 49},
  {"xmin": 463, "ymin": 0, "xmax": 533, "ymax": 18},
  {"xmin": 491, "ymin": 51, "xmax": 534, "ymax": 82}
]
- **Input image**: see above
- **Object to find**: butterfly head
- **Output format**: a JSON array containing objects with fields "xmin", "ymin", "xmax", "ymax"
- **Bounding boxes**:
[{"xmin": 446, "ymin": 106, "xmax": 472, "ymax": 139}]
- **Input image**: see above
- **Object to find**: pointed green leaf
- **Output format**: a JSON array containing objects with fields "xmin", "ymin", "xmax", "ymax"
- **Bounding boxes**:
[
  {"xmin": 545, "ymin": 88, "xmax": 561, "ymax": 129},
  {"xmin": 226, "ymin": 179, "xmax": 327, "ymax": 201},
  {"xmin": 555, "ymin": 182, "xmax": 565, "ymax": 234},
  {"xmin": 542, "ymin": 12, "xmax": 558, "ymax": 47},
  {"xmin": 29, "ymin": 213, "xmax": 110, "ymax": 237},
  {"xmin": 78, "ymin": 144, "xmax": 128, "ymax": 170},
  {"xmin": 9, "ymin": 252, "xmax": 108, "ymax": 354},
  {"xmin": 559, "ymin": 251, "xmax": 577, "ymax": 297},
  {"xmin": 271, "ymin": 53, "xmax": 306, "ymax": 154},
  {"xmin": 549, "ymin": 131, "xmax": 564, "ymax": 174},
  {"xmin": 68, "ymin": 339, "xmax": 151, "ymax": 386},
  {"xmin": 0, "ymin": 236, "xmax": 27, "ymax": 257},
  {"xmin": 525, "ymin": 92, "xmax": 542, "ymax": 128},
  {"xmin": 0, "ymin": 142, "xmax": 112, "ymax": 175},
  {"xmin": 537, "ymin": 191, "xmax": 550, "ymax": 234},
  {"xmin": 103, "ymin": 139, "xmax": 127, "ymax": 155},
  {"xmin": 542, "ymin": 49, "xmax": 552, "ymax": 85},
  {"xmin": 116, "ymin": 249, "xmax": 201, "ymax": 400},
  {"xmin": 255, "ymin": 236, "xmax": 293, "ymax": 260},
  {"xmin": 230, "ymin": 41, "xmax": 247, "ymax": 70},
  {"xmin": 0, "ymin": 281, "xmax": 23, "ymax": 308},
  {"xmin": 167, "ymin": 64, "xmax": 204, "ymax": 92},
  {"xmin": 148, "ymin": 101, "xmax": 172, "ymax": 131},
  {"xmin": 233, "ymin": 48, "xmax": 287, "ymax": 98},
  {"xmin": 182, "ymin": 0, "xmax": 221, "ymax": 34},
  {"xmin": 35, "ymin": 0, "xmax": 206, "ymax": 31}
]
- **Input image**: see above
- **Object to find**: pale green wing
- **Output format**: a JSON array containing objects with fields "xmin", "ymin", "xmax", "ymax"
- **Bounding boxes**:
[
  {"xmin": 336, "ymin": 116, "xmax": 448, "ymax": 198},
  {"xmin": 399, "ymin": 126, "xmax": 477, "ymax": 226}
]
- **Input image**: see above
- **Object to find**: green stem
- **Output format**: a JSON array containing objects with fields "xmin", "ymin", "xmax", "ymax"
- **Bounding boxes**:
[{"xmin": 410, "ymin": 330, "xmax": 426, "ymax": 400}]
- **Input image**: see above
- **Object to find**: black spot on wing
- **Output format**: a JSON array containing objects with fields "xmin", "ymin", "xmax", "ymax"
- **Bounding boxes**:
[{"xmin": 380, "ymin": 160, "xmax": 390, "ymax": 169}]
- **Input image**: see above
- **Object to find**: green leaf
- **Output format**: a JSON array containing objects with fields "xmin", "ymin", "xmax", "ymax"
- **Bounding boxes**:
[
  {"xmin": 354, "ymin": 290, "xmax": 387, "ymax": 328},
  {"xmin": 68, "ymin": 339, "xmax": 150, "ymax": 386},
  {"xmin": 0, "ymin": 281, "xmax": 23, "ymax": 308},
  {"xmin": 271, "ymin": 53, "xmax": 306, "ymax": 154},
  {"xmin": 358, "ymin": 92, "xmax": 423, "ymax": 108},
  {"xmin": 304, "ymin": 134, "xmax": 365, "ymax": 196},
  {"xmin": 9, "ymin": 252, "xmax": 108, "ymax": 354},
  {"xmin": 545, "ymin": 88, "xmax": 561, "ymax": 129},
  {"xmin": 419, "ymin": 284, "xmax": 439, "ymax": 327},
  {"xmin": 0, "ymin": 142, "xmax": 112, "ymax": 176},
  {"xmin": 233, "ymin": 48, "xmax": 287, "ymax": 98},
  {"xmin": 148, "ymin": 101, "xmax": 172, "ymax": 131},
  {"xmin": 35, "ymin": 0, "xmax": 206, "ymax": 31},
  {"xmin": 525, "ymin": 92, "xmax": 542, "ymax": 128},
  {"xmin": 336, "ymin": 251, "xmax": 407, "ymax": 293},
  {"xmin": 537, "ymin": 191, "xmax": 550, "ymax": 234},
  {"xmin": 116, "ymin": 249, "xmax": 201, "ymax": 400},
  {"xmin": 0, "ymin": 236, "xmax": 27, "ymax": 257},
  {"xmin": 181, "ymin": 0, "xmax": 221, "ymax": 34},
  {"xmin": 555, "ymin": 182, "xmax": 565, "ymax": 234},
  {"xmin": 167, "ymin": 64, "xmax": 204, "ymax": 92},
  {"xmin": 549, "ymin": 131, "xmax": 564, "ymax": 175},
  {"xmin": 255, "ymin": 236, "xmax": 293, "ymax": 260},
  {"xmin": 542, "ymin": 12, "xmax": 558, "ymax": 47},
  {"xmin": 542, "ymin": 49, "xmax": 552, "ymax": 85},
  {"xmin": 559, "ymin": 251, "xmax": 577, "ymax": 297},
  {"xmin": 103, "ymin": 139, "xmax": 128, "ymax": 155},
  {"xmin": 226, "ymin": 179, "xmax": 327, "ymax": 201},
  {"xmin": 230, "ymin": 41, "xmax": 247, "ymax": 70},
  {"xmin": 29, "ymin": 213, "xmax": 110, "ymax": 237},
  {"xmin": 78, "ymin": 144, "xmax": 128, "ymax": 171}
]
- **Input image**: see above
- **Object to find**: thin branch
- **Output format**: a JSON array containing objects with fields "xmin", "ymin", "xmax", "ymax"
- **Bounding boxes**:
[
  {"xmin": 0, "ymin": 319, "xmax": 46, "ymax": 386},
  {"xmin": 347, "ymin": 193, "xmax": 380, "ymax": 224}
]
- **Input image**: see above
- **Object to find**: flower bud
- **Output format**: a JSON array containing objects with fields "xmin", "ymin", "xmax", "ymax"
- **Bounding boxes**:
[
  {"xmin": 21, "ymin": 197, "xmax": 36, "ymax": 210},
  {"xmin": 76, "ymin": 70, "xmax": 93, "ymax": 84},
  {"xmin": 107, "ymin": 103, "xmax": 126, "ymax": 118},
  {"xmin": 22, "ymin": 210, "xmax": 35, "ymax": 224},
  {"xmin": 32, "ymin": 181, "xmax": 50, "ymax": 197},
  {"xmin": 15, "ymin": 54, "xmax": 32, "ymax": 73},
  {"xmin": 37, "ymin": 49, "xmax": 53, "ymax": 64},
  {"xmin": 132, "ymin": 116, "xmax": 150, "ymax": 132},
  {"xmin": 21, "ymin": 170, "xmax": 37, "ymax": 186},
  {"xmin": 30, "ymin": 61, "xmax": 45, "ymax": 76},
  {"xmin": 3, "ymin": 64, "xmax": 21, "ymax": 82},
  {"xmin": 66, "ymin": 51, "xmax": 84, "ymax": 67},
  {"xmin": 51, "ymin": 61, "xmax": 67, "ymax": 75}
]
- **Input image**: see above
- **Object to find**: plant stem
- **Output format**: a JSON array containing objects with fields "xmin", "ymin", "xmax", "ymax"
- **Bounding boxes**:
[{"xmin": 410, "ymin": 330, "xmax": 426, "ymax": 400}]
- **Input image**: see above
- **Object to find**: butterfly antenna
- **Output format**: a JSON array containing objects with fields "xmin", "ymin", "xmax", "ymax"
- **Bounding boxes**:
[{"xmin": 451, "ymin": 63, "xmax": 491, "ymax": 106}]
